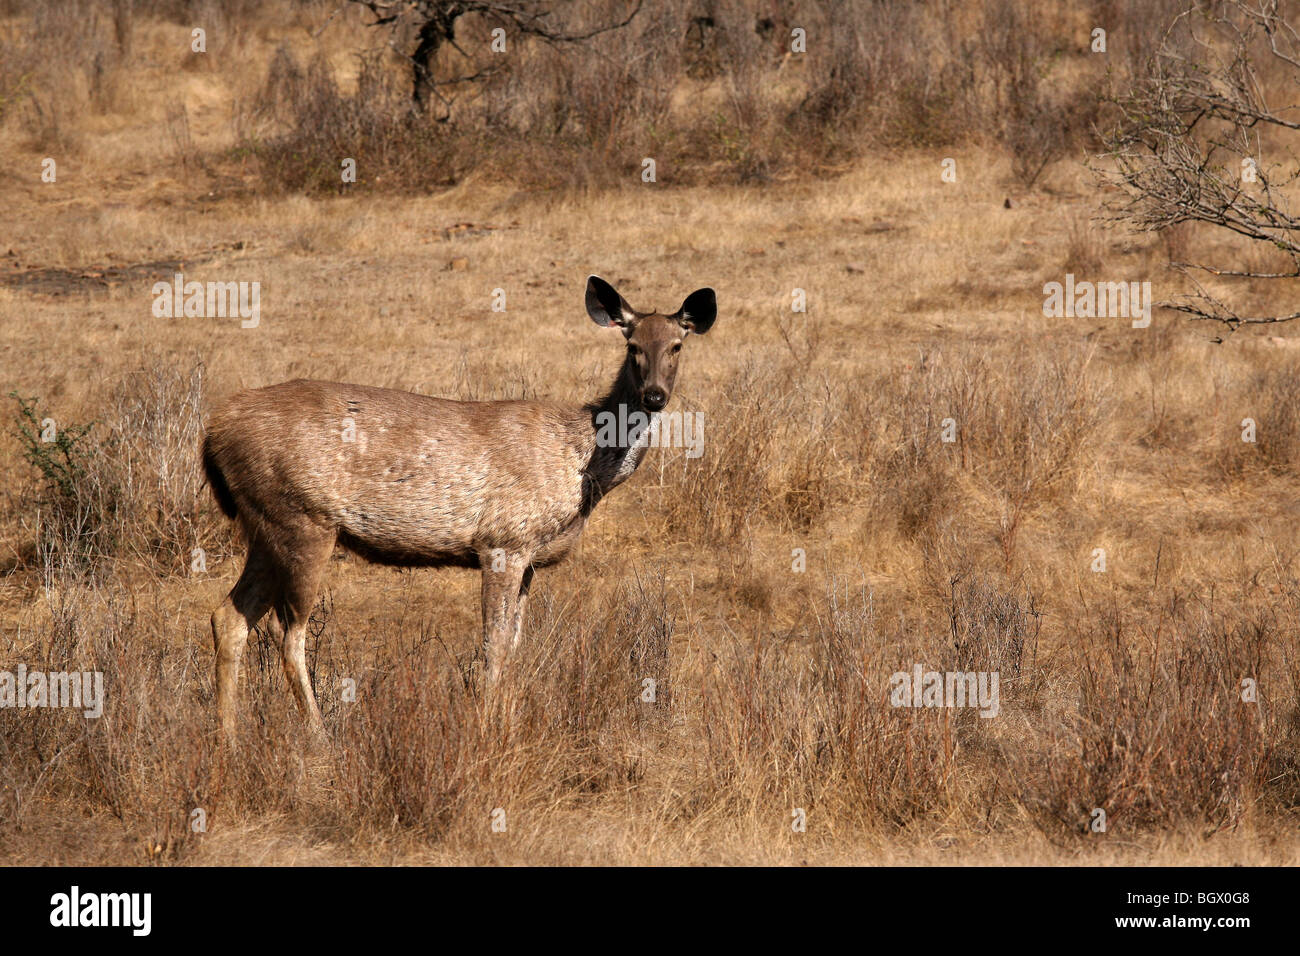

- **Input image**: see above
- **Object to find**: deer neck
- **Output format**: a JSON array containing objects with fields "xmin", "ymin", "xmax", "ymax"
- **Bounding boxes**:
[{"xmin": 581, "ymin": 352, "xmax": 657, "ymax": 507}]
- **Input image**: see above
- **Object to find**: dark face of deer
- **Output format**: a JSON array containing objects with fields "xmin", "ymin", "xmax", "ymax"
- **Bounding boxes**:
[{"xmin": 585, "ymin": 276, "xmax": 717, "ymax": 412}]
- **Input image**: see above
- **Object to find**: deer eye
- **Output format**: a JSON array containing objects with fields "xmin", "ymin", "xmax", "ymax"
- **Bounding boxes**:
[{"xmin": 671, "ymin": 343, "xmax": 682, "ymax": 354}]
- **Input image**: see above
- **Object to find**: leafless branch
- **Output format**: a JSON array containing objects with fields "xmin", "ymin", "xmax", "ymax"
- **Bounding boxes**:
[
  {"xmin": 1099, "ymin": 0, "xmax": 1300, "ymax": 331},
  {"xmin": 349, "ymin": 0, "xmax": 642, "ymax": 114}
]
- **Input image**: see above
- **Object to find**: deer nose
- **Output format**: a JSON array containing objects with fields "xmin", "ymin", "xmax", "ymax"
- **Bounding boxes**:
[{"xmin": 642, "ymin": 388, "xmax": 667, "ymax": 412}]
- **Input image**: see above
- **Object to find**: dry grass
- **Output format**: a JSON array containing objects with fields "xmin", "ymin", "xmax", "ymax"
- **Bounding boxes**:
[{"xmin": 0, "ymin": 0, "xmax": 1299, "ymax": 866}]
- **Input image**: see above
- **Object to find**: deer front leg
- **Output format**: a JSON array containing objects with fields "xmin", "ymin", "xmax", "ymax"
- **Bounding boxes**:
[{"xmin": 481, "ymin": 552, "xmax": 530, "ymax": 683}]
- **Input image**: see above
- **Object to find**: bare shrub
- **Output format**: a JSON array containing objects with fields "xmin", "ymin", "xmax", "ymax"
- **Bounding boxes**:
[
  {"xmin": 696, "ymin": 585, "xmax": 977, "ymax": 825},
  {"xmin": 662, "ymin": 343, "xmax": 1103, "ymax": 553},
  {"xmin": 211, "ymin": 0, "xmax": 1138, "ymax": 192},
  {"xmin": 655, "ymin": 354, "xmax": 846, "ymax": 541},
  {"xmin": 772, "ymin": 395, "xmax": 841, "ymax": 532},
  {"xmin": 1, "ymin": 566, "xmax": 1288, "ymax": 861},
  {"xmin": 1215, "ymin": 359, "xmax": 1300, "ymax": 479},
  {"xmin": 1006, "ymin": 604, "xmax": 1284, "ymax": 839},
  {"xmin": 858, "ymin": 346, "xmax": 1107, "ymax": 551},
  {"xmin": 658, "ymin": 360, "xmax": 779, "ymax": 543},
  {"xmin": 0, "ymin": 579, "xmax": 220, "ymax": 862},
  {"xmin": 241, "ymin": 47, "xmax": 465, "ymax": 193},
  {"xmin": 982, "ymin": 0, "xmax": 1097, "ymax": 188},
  {"xmin": 947, "ymin": 572, "xmax": 1040, "ymax": 686},
  {"xmin": 1063, "ymin": 214, "xmax": 1105, "ymax": 275},
  {"xmin": 165, "ymin": 102, "xmax": 198, "ymax": 168},
  {"xmin": 3, "ymin": 0, "xmax": 134, "ymax": 149},
  {"xmin": 967, "ymin": 348, "xmax": 1108, "ymax": 500},
  {"xmin": 9, "ymin": 361, "xmax": 215, "ymax": 579},
  {"xmin": 522, "ymin": 1, "xmax": 686, "ymax": 152},
  {"xmin": 711, "ymin": 0, "xmax": 776, "ymax": 181},
  {"xmin": 1100, "ymin": 0, "xmax": 1300, "ymax": 330},
  {"xmin": 105, "ymin": 361, "xmax": 213, "ymax": 573},
  {"xmin": 333, "ymin": 573, "xmax": 674, "ymax": 840},
  {"xmin": 860, "ymin": 356, "xmax": 958, "ymax": 541}
]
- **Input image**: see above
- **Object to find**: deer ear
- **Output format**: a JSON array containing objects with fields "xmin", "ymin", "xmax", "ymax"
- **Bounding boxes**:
[
  {"xmin": 585, "ymin": 275, "xmax": 636, "ymax": 329},
  {"xmin": 675, "ymin": 287, "xmax": 716, "ymax": 335}
]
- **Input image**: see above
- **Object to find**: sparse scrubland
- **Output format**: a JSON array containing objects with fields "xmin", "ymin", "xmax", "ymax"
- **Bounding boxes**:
[{"xmin": 1, "ymin": 0, "xmax": 1298, "ymax": 865}]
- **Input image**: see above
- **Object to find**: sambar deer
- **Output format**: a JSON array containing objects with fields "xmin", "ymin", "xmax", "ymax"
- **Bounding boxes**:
[{"xmin": 203, "ymin": 276, "xmax": 716, "ymax": 739}]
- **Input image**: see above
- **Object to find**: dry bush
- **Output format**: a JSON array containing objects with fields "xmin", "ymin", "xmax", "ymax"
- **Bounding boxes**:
[
  {"xmin": 657, "ymin": 359, "xmax": 782, "ymax": 543},
  {"xmin": 772, "ymin": 393, "xmax": 841, "ymax": 532},
  {"xmin": 656, "ymin": 356, "xmax": 847, "ymax": 542},
  {"xmin": 240, "ymin": 4, "xmax": 689, "ymax": 193},
  {"xmin": 10, "ymin": 392, "xmax": 118, "ymax": 576},
  {"xmin": 859, "ymin": 346, "xmax": 1107, "ymax": 549},
  {"xmin": 947, "ymin": 572, "xmax": 1040, "ymax": 683},
  {"xmin": 859, "ymin": 357, "xmax": 959, "ymax": 541},
  {"xmin": 660, "ymin": 341, "xmax": 1104, "ymax": 558},
  {"xmin": 9, "ymin": 360, "xmax": 217, "ymax": 579},
  {"xmin": 708, "ymin": 0, "xmax": 780, "ymax": 181},
  {"xmin": 788, "ymin": 1, "xmax": 978, "ymax": 153},
  {"xmin": 0, "ymin": 10, "xmax": 30, "ymax": 122},
  {"xmin": 0, "ymin": 0, "xmax": 1194, "ymax": 191},
  {"xmin": 0, "ymin": 567, "xmax": 334, "ymax": 863},
  {"xmin": 165, "ymin": 101, "xmax": 198, "ymax": 168},
  {"xmin": 1, "ymin": 0, "xmax": 135, "ymax": 149},
  {"xmin": 1215, "ymin": 360, "xmax": 1300, "ymax": 479},
  {"xmin": 695, "ymin": 582, "xmax": 1028, "ymax": 827},
  {"xmin": 0, "ymin": 577, "xmax": 215, "ymax": 862},
  {"xmin": 105, "ymin": 361, "xmax": 214, "ymax": 573},
  {"xmin": 957, "ymin": 347, "xmax": 1107, "ymax": 498},
  {"xmin": 1123, "ymin": 316, "xmax": 1187, "ymax": 450},
  {"xmin": 0, "ymin": 567, "xmax": 675, "ymax": 858},
  {"xmin": 239, "ymin": 47, "xmax": 467, "ymax": 193},
  {"xmin": 943, "ymin": 347, "xmax": 1107, "ymax": 567},
  {"xmin": 1063, "ymin": 214, "xmax": 1106, "ymax": 275},
  {"xmin": 503, "ymin": 1, "xmax": 688, "ymax": 159},
  {"xmin": 982, "ymin": 0, "xmax": 1094, "ymax": 188},
  {"xmin": 1094, "ymin": 0, "xmax": 1198, "ymax": 78},
  {"xmin": 214, "ymin": 0, "xmax": 1155, "ymax": 192},
  {"xmin": 332, "ymin": 573, "xmax": 674, "ymax": 841},
  {"xmin": 1006, "ymin": 602, "xmax": 1288, "ymax": 839},
  {"xmin": 697, "ymin": 591, "xmax": 956, "ymax": 825},
  {"xmin": 1, "ymin": 555, "xmax": 1290, "ymax": 861}
]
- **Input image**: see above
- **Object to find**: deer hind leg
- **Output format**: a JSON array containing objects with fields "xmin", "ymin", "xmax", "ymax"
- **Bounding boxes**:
[
  {"xmin": 508, "ymin": 565, "xmax": 535, "ymax": 654},
  {"xmin": 212, "ymin": 543, "xmax": 277, "ymax": 742},
  {"xmin": 481, "ymin": 552, "xmax": 532, "ymax": 683},
  {"xmin": 272, "ymin": 529, "xmax": 336, "ymax": 739}
]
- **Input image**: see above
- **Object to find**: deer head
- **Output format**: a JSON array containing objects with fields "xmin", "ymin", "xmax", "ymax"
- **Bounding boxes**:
[{"xmin": 585, "ymin": 275, "xmax": 716, "ymax": 412}]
